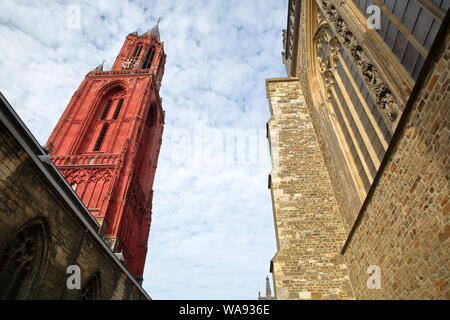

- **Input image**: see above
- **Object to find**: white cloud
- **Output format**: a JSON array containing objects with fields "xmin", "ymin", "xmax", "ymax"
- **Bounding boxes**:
[{"xmin": 0, "ymin": 0, "xmax": 286, "ymax": 299}]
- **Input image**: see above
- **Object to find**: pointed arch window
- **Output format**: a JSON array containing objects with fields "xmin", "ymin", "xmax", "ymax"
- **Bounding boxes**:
[
  {"xmin": 0, "ymin": 222, "xmax": 48, "ymax": 300},
  {"xmin": 93, "ymin": 123, "xmax": 109, "ymax": 152},
  {"xmin": 142, "ymin": 47, "xmax": 155, "ymax": 69}
]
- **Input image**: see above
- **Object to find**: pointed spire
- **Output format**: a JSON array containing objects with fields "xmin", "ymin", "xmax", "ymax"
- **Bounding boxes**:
[{"xmin": 148, "ymin": 16, "xmax": 161, "ymax": 39}]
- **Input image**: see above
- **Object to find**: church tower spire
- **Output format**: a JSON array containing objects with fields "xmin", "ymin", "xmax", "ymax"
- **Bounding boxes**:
[
  {"xmin": 265, "ymin": 276, "xmax": 272, "ymax": 297},
  {"xmin": 46, "ymin": 27, "xmax": 166, "ymax": 283},
  {"xmin": 258, "ymin": 276, "xmax": 274, "ymax": 300}
]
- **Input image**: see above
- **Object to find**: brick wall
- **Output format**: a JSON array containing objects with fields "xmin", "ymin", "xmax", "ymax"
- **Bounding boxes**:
[{"xmin": 267, "ymin": 78, "xmax": 354, "ymax": 300}]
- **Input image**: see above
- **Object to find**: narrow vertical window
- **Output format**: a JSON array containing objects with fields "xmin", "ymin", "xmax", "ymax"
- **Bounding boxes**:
[
  {"xmin": 93, "ymin": 123, "xmax": 109, "ymax": 152},
  {"xmin": 142, "ymin": 47, "xmax": 155, "ymax": 69},
  {"xmin": 112, "ymin": 99, "xmax": 124, "ymax": 120},
  {"xmin": 131, "ymin": 44, "xmax": 142, "ymax": 59},
  {"xmin": 100, "ymin": 99, "xmax": 112, "ymax": 120}
]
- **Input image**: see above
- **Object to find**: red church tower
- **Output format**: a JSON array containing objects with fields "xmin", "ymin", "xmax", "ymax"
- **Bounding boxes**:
[{"xmin": 46, "ymin": 23, "xmax": 166, "ymax": 282}]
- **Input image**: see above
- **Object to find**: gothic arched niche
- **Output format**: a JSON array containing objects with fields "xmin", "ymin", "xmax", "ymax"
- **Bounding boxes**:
[
  {"xmin": 80, "ymin": 272, "xmax": 100, "ymax": 300},
  {"xmin": 0, "ymin": 219, "xmax": 49, "ymax": 300}
]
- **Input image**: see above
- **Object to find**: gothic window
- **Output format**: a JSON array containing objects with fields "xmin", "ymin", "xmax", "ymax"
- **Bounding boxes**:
[
  {"xmin": 0, "ymin": 222, "xmax": 48, "ymax": 300},
  {"xmin": 112, "ymin": 99, "xmax": 124, "ymax": 120},
  {"xmin": 142, "ymin": 47, "xmax": 155, "ymax": 69},
  {"xmin": 100, "ymin": 99, "xmax": 113, "ymax": 120},
  {"xmin": 86, "ymin": 85, "xmax": 126, "ymax": 153},
  {"xmin": 353, "ymin": 0, "xmax": 449, "ymax": 80},
  {"xmin": 93, "ymin": 123, "xmax": 109, "ymax": 152},
  {"xmin": 312, "ymin": 18, "xmax": 393, "ymax": 193},
  {"xmin": 80, "ymin": 273, "xmax": 100, "ymax": 300}
]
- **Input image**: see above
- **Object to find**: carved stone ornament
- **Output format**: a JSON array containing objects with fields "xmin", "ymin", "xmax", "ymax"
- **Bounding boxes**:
[
  {"xmin": 316, "ymin": 31, "xmax": 331, "ymax": 73},
  {"xmin": 323, "ymin": 70, "xmax": 335, "ymax": 89},
  {"xmin": 110, "ymin": 91, "xmax": 126, "ymax": 101},
  {"xmin": 63, "ymin": 168, "xmax": 88, "ymax": 184},
  {"xmin": 318, "ymin": 0, "xmax": 397, "ymax": 121},
  {"xmin": 329, "ymin": 37, "xmax": 341, "ymax": 58},
  {"xmin": 61, "ymin": 167, "xmax": 114, "ymax": 185}
]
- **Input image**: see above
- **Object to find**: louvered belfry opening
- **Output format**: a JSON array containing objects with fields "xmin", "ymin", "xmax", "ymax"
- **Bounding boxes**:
[
  {"xmin": 93, "ymin": 123, "xmax": 109, "ymax": 152},
  {"xmin": 142, "ymin": 47, "xmax": 155, "ymax": 69}
]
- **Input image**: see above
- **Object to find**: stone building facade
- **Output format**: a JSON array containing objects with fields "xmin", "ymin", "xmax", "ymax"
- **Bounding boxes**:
[
  {"xmin": 0, "ymin": 93, "xmax": 150, "ymax": 299},
  {"xmin": 267, "ymin": 0, "xmax": 449, "ymax": 299}
]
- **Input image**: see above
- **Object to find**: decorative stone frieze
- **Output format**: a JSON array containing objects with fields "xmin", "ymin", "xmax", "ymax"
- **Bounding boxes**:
[{"xmin": 318, "ymin": 0, "xmax": 398, "ymax": 121}]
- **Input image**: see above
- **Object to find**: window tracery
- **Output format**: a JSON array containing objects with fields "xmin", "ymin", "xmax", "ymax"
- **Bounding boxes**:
[{"xmin": 0, "ymin": 222, "xmax": 47, "ymax": 300}]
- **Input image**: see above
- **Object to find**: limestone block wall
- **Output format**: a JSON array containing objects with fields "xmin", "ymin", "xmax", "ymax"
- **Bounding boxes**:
[{"xmin": 266, "ymin": 78, "xmax": 354, "ymax": 300}]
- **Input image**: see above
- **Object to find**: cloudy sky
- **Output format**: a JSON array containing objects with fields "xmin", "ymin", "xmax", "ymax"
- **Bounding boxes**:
[{"xmin": 0, "ymin": 0, "xmax": 287, "ymax": 299}]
